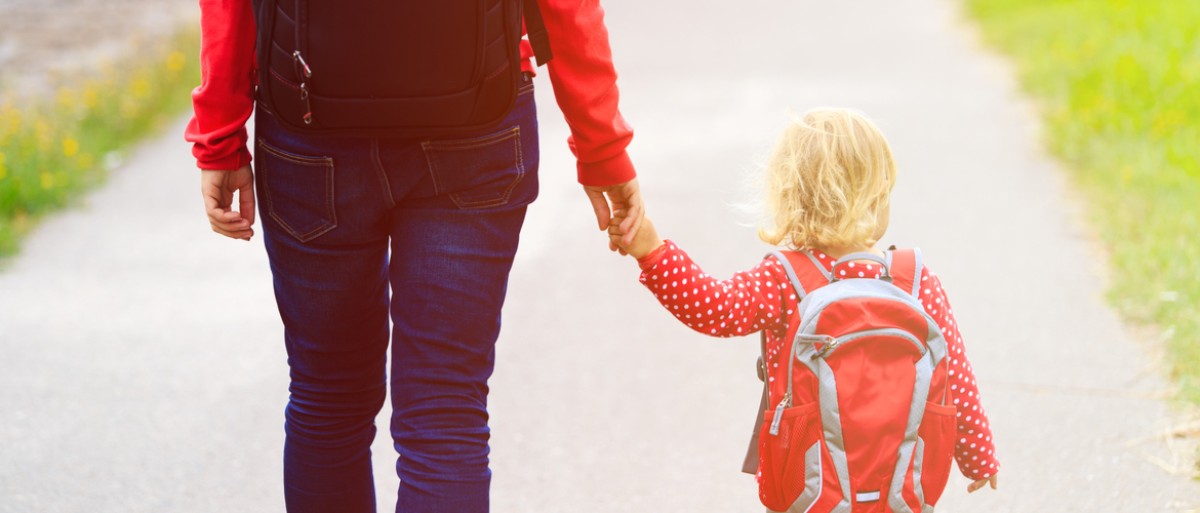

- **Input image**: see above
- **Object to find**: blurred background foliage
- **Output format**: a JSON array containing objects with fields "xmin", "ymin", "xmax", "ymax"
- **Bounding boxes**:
[
  {"xmin": 0, "ymin": 26, "xmax": 200, "ymax": 257},
  {"xmin": 967, "ymin": 0, "xmax": 1200, "ymax": 406}
]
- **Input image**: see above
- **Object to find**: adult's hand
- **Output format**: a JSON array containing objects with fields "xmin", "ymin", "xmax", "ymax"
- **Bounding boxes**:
[
  {"xmin": 201, "ymin": 165, "xmax": 256, "ymax": 241},
  {"xmin": 583, "ymin": 177, "xmax": 643, "ymax": 250}
]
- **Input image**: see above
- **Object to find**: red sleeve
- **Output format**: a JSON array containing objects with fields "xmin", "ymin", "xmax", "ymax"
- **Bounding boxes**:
[
  {"xmin": 919, "ymin": 269, "xmax": 1000, "ymax": 481},
  {"xmin": 536, "ymin": 0, "xmax": 637, "ymax": 187},
  {"xmin": 184, "ymin": 0, "xmax": 256, "ymax": 171},
  {"xmin": 637, "ymin": 241, "xmax": 795, "ymax": 337}
]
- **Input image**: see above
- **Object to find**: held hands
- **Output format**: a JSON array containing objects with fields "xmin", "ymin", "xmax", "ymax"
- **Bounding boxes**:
[
  {"xmin": 583, "ymin": 178, "xmax": 644, "ymax": 252},
  {"xmin": 968, "ymin": 474, "xmax": 999, "ymax": 493},
  {"xmin": 608, "ymin": 212, "xmax": 663, "ymax": 260},
  {"xmin": 201, "ymin": 165, "xmax": 256, "ymax": 241}
]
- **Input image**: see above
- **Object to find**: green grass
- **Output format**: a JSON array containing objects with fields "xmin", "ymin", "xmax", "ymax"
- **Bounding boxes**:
[
  {"xmin": 0, "ymin": 26, "xmax": 201, "ymax": 257},
  {"xmin": 965, "ymin": 0, "xmax": 1200, "ymax": 407}
]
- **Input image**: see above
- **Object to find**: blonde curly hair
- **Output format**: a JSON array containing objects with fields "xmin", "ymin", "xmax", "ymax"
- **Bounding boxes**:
[{"xmin": 758, "ymin": 108, "xmax": 897, "ymax": 252}]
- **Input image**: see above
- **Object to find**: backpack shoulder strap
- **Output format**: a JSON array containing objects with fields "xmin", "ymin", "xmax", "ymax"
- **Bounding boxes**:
[
  {"xmin": 743, "ymin": 250, "xmax": 830, "ymax": 475},
  {"xmin": 523, "ymin": 0, "xmax": 553, "ymax": 66},
  {"xmin": 767, "ymin": 250, "xmax": 831, "ymax": 300},
  {"xmin": 887, "ymin": 247, "xmax": 925, "ymax": 299}
]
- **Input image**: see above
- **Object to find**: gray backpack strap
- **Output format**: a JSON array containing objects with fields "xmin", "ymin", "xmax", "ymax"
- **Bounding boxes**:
[
  {"xmin": 910, "ymin": 248, "xmax": 925, "ymax": 299},
  {"xmin": 834, "ymin": 251, "xmax": 888, "ymax": 267},
  {"xmin": 885, "ymin": 247, "xmax": 924, "ymax": 300},
  {"xmin": 743, "ymin": 251, "xmax": 811, "ymax": 475},
  {"xmin": 769, "ymin": 250, "xmax": 810, "ymax": 298},
  {"xmin": 801, "ymin": 251, "xmax": 831, "ymax": 282},
  {"xmin": 831, "ymin": 251, "xmax": 892, "ymax": 282},
  {"xmin": 742, "ymin": 330, "xmax": 770, "ymax": 474}
]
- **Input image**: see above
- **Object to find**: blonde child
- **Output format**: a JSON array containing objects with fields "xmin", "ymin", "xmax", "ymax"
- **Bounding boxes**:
[{"xmin": 609, "ymin": 108, "xmax": 999, "ymax": 504}]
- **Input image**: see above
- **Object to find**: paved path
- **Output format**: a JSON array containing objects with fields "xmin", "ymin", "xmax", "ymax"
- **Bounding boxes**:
[{"xmin": 2, "ymin": 0, "xmax": 1199, "ymax": 512}]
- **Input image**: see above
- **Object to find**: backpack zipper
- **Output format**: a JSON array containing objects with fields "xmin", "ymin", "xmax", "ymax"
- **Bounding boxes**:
[
  {"xmin": 769, "ymin": 392, "xmax": 790, "ymax": 436},
  {"xmin": 812, "ymin": 328, "xmax": 924, "ymax": 361},
  {"xmin": 293, "ymin": 51, "xmax": 315, "ymax": 125},
  {"xmin": 769, "ymin": 333, "xmax": 830, "ymax": 436}
]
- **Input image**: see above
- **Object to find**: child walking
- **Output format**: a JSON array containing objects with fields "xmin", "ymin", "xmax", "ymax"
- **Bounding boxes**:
[{"xmin": 609, "ymin": 108, "xmax": 999, "ymax": 511}]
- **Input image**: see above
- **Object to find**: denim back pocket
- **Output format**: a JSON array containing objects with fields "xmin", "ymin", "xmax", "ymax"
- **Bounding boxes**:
[
  {"xmin": 421, "ymin": 126, "xmax": 524, "ymax": 209},
  {"xmin": 257, "ymin": 140, "xmax": 337, "ymax": 242}
]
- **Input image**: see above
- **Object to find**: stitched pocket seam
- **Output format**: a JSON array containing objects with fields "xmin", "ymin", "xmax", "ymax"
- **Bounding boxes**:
[
  {"xmin": 421, "ymin": 126, "xmax": 523, "ymax": 209},
  {"xmin": 257, "ymin": 140, "xmax": 337, "ymax": 242}
]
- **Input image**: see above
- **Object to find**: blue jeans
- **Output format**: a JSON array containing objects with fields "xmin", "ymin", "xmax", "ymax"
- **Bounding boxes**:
[{"xmin": 254, "ymin": 79, "xmax": 538, "ymax": 513}]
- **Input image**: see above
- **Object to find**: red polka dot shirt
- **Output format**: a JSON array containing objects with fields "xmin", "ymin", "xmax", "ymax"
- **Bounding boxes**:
[{"xmin": 636, "ymin": 240, "xmax": 1000, "ymax": 481}]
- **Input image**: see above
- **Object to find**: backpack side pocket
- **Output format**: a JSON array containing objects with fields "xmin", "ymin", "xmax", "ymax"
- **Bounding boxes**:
[
  {"xmin": 758, "ymin": 401, "xmax": 821, "ymax": 512},
  {"xmin": 917, "ymin": 400, "xmax": 956, "ymax": 506}
]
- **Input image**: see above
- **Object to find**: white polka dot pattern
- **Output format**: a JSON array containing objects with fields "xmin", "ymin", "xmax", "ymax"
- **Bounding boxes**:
[{"xmin": 636, "ymin": 241, "xmax": 1000, "ymax": 481}]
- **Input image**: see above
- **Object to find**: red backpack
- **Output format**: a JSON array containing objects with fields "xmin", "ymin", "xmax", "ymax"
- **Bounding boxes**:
[{"xmin": 743, "ymin": 248, "xmax": 956, "ymax": 513}]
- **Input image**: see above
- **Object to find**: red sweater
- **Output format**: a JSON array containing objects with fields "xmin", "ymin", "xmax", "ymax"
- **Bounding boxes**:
[
  {"xmin": 185, "ymin": 0, "xmax": 636, "ymax": 187},
  {"xmin": 638, "ymin": 241, "xmax": 1000, "ymax": 481}
]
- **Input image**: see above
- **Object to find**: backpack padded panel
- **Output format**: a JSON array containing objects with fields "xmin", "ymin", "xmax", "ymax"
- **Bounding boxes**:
[
  {"xmin": 255, "ymin": 0, "xmax": 524, "ymax": 136},
  {"xmin": 822, "ymin": 311, "xmax": 923, "ymax": 508}
]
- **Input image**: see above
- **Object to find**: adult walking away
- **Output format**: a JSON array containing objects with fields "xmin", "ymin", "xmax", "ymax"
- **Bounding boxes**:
[{"xmin": 184, "ymin": 0, "xmax": 643, "ymax": 511}]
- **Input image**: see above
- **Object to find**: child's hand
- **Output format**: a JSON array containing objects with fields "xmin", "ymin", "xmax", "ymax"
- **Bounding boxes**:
[
  {"xmin": 608, "ymin": 212, "xmax": 663, "ymax": 259},
  {"xmin": 967, "ymin": 474, "xmax": 998, "ymax": 493}
]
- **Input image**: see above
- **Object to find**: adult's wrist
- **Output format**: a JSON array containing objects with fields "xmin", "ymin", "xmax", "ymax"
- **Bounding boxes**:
[
  {"xmin": 194, "ymin": 146, "xmax": 252, "ymax": 172},
  {"xmin": 576, "ymin": 150, "xmax": 635, "ymax": 187}
]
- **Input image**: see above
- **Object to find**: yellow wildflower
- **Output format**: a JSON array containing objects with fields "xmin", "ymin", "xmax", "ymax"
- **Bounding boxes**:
[
  {"xmin": 82, "ymin": 84, "xmax": 99, "ymax": 109},
  {"xmin": 166, "ymin": 51, "xmax": 186, "ymax": 72},
  {"xmin": 56, "ymin": 88, "xmax": 75, "ymax": 111},
  {"xmin": 63, "ymin": 138, "xmax": 79, "ymax": 157},
  {"xmin": 5, "ymin": 109, "xmax": 20, "ymax": 134},
  {"xmin": 40, "ymin": 172, "xmax": 54, "ymax": 190},
  {"xmin": 35, "ymin": 121, "xmax": 52, "ymax": 152},
  {"xmin": 1151, "ymin": 109, "xmax": 1185, "ymax": 137},
  {"xmin": 131, "ymin": 77, "xmax": 151, "ymax": 99},
  {"xmin": 120, "ymin": 97, "xmax": 139, "ymax": 119}
]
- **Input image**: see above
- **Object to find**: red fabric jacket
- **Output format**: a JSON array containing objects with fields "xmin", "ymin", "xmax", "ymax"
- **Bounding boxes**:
[{"xmin": 185, "ymin": 0, "xmax": 636, "ymax": 187}]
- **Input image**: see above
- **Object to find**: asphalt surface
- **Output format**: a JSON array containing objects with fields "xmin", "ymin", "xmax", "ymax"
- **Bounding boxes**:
[{"xmin": 2, "ymin": 0, "xmax": 1199, "ymax": 512}]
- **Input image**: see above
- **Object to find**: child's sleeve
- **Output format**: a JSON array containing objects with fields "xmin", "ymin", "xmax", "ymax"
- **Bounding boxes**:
[
  {"xmin": 920, "ymin": 270, "xmax": 1000, "ymax": 481},
  {"xmin": 636, "ymin": 240, "xmax": 794, "ymax": 338}
]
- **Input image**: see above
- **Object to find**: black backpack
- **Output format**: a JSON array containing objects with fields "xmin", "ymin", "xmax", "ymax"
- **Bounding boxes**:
[{"xmin": 252, "ymin": 0, "xmax": 553, "ymax": 137}]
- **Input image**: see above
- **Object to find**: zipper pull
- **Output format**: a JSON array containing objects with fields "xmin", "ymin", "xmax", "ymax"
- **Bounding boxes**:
[
  {"xmin": 768, "ymin": 393, "xmax": 790, "ymax": 436},
  {"xmin": 293, "ymin": 51, "xmax": 313, "ymax": 79},
  {"xmin": 811, "ymin": 337, "xmax": 840, "ymax": 360},
  {"xmin": 299, "ymin": 82, "xmax": 314, "ymax": 125},
  {"xmin": 293, "ymin": 51, "xmax": 315, "ymax": 125}
]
